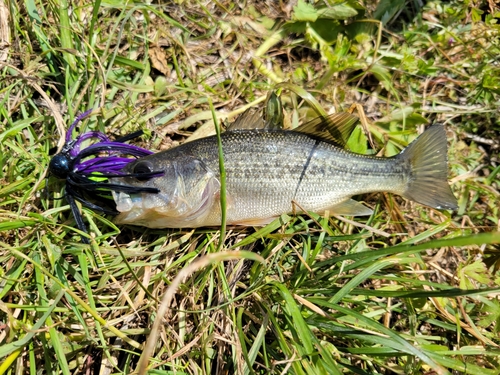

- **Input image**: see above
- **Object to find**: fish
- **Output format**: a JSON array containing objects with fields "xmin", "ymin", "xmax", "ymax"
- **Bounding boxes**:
[{"xmin": 110, "ymin": 112, "xmax": 458, "ymax": 228}]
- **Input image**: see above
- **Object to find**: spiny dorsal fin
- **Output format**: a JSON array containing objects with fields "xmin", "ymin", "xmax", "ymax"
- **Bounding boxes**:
[
  {"xmin": 227, "ymin": 108, "xmax": 266, "ymax": 131},
  {"xmin": 293, "ymin": 112, "xmax": 360, "ymax": 148}
]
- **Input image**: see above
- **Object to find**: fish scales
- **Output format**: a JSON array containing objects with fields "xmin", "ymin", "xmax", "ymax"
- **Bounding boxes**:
[
  {"xmin": 193, "ymin": 131, "xmax": 406, "ymax": 217},
  {"xmin": 110, "ymin": 123, "xmax": 457, "ymax": 229}
]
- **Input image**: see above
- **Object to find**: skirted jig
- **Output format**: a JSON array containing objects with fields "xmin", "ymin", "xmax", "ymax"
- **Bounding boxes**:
[{"xmin": 49, "ymin": 110, "xmax": 161, "ymax": 243}]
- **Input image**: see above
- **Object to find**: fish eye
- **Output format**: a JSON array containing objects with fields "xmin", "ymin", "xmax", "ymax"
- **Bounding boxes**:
[
  {"xmin": 49, "ymin": 154, "xmax": 71, "ymax": 179},
  {"xmin": 133, "ymin": 160, "xmax": 154, "ymax": 181}
]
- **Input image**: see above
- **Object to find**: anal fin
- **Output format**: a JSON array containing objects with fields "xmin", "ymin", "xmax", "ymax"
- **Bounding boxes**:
[
  {"xmin": 230, "ymin": 216, "xmax": 278, "ymax": 226},
  {"xmin": 327, "ymin": 199, "xmax": 373, "ymax": 216}
]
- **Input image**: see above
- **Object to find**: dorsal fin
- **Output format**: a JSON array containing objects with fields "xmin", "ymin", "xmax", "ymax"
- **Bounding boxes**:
[
  {"xmin": 227, "ymin": 108, "xmax": 266, "ymax": 131},
  {"xmin": 293, "ymin": 112, "xmax": 359, "ymax": 148}
]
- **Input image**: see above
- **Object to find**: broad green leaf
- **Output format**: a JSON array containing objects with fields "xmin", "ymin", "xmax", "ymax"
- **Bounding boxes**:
[
  {"xmin": 347, "ymin": 126, "xmax": 368, "ymax": 154},
  {"xmin": 476, "ymin": 298, "xmax": 500, "ymax": 328},
  {"xmin": 317, "ymin": 4, "xmax": 358, "ymax": 20},
  {"xmin": 373, "ymin": 0, "xmax": 406, "ymax": 25},
  {"xmin": 459, "ymin": 261, "xmax": 491, "ymax": 289},
  {"xmin": 293, "ymin": 0, "xmax": 318, "ymax": 22},
  {"xmin": 308, "ymin": 19, "xmax": 342, "ymax": 44}
]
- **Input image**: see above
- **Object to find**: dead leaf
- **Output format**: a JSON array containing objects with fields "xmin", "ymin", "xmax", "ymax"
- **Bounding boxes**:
[
  {"xmin": 0, "ymin": 0, "xmax": 10, "ymax": 62},
  {"xmin": 148, "ymin": 45, "xmax": 170, "ymax": 76}
]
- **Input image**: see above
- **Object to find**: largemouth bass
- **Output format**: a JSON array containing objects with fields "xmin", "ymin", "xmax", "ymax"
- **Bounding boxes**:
[{"xmin": 111, "ymin": 113, "xmax": 457, "ymax": 228}]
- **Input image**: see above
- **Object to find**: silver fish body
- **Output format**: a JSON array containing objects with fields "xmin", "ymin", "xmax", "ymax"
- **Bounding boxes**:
[{"xmin": 111, "ymin": 122, "xmax": 457, "ymax": 228}]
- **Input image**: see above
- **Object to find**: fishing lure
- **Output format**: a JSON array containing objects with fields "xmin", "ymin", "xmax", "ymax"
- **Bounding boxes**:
[{"xmin": 49, "ymin": 110, "xmax": 161, "ymax": 243}]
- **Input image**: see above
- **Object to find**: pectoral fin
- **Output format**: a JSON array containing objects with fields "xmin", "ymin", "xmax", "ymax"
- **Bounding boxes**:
[{"xmin": 327, "ymin": 199, "xmax": 373, "ymax": 216}]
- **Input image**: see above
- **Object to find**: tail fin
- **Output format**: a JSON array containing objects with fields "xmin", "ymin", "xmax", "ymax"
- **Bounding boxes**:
[{"xmin": 397, "ymin": 124, "xmax": 458, "ymax": 210}]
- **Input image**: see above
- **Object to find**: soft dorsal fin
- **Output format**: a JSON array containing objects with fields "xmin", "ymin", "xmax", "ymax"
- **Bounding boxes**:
[
  {"xmin": 227, "ymin": 108, "xmax": 266, "ymax": 131},
  {"xmin": 293, "ymin": 112, "xmax": 359, "ymax": 148}
]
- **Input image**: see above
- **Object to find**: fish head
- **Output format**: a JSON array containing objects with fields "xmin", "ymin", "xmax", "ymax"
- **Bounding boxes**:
[{"xmin": 110, "ymin": 155, "xmax": 220, "ymax": 228}]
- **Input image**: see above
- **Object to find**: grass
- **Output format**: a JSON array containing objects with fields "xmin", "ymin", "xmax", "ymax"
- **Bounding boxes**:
[{"xmin": 1, "ymin": 0, "xmax": 500, "ymax": 374}]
